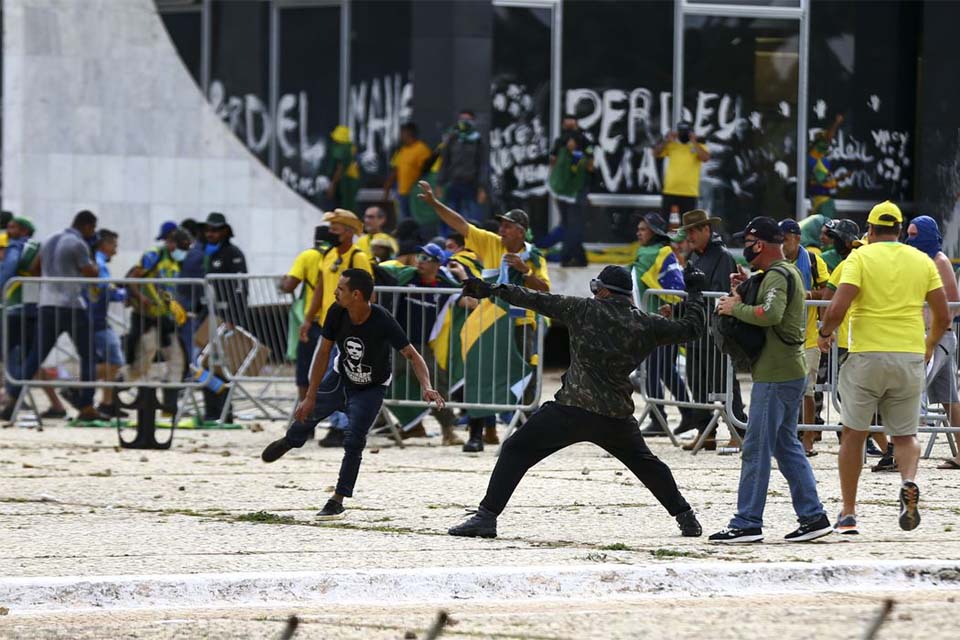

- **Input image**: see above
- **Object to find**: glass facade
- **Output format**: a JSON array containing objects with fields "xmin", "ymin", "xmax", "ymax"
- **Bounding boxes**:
[{"xmin": 154, "ymin": 0, "xmax": 930, "ymax": 240}]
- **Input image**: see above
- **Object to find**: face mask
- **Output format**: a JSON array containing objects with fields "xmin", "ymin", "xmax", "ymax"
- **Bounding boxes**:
[
  {"xmin": 742, "ymin": 241, "xmax": 761, "ymax": 264},
  {"xmin": 204, "ymin": 242, "xmax": 220, "ymax": 256},
  {"xmin": 315, "ymin": 227, "xmax": 340, "ymax": 247},
  {"xmin": 171, "ymin": 248, "xmax": 188, "ymax": 262},
  {"xmin": 678, "ymin": 131, "xmax": 691, "ymax": 144}
]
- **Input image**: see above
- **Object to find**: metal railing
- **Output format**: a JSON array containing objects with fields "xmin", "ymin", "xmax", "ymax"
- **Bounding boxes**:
[{"xmin": 639, "ymin": 289, "xmax": 960, "ymax": 458}]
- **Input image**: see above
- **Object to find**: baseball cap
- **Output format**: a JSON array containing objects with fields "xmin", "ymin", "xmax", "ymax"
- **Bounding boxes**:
[
  {"xmin": 12, "ymin": 216, "xmax": 35, "ymax": 235},
  {"xmin": 495, "ymin": 209, "xmax": 530, "ymax": 229},
  {"xmin": 416, "ymin": 243, "xmax": 450, "ymax": 265},
  {"xmin": 867, "ymin": 200, "xmax": 903, "ymax": 227},
  {"xmin": 737, "ymin": 216, "xmax": 784, "ymax": 243},
  {"xmin": 778, "ymin": 219, "xmax": 801, "ymax": 236},
  {"xmin": 156, "ymin": 220, "xmax": 178, "ymax": 240}
]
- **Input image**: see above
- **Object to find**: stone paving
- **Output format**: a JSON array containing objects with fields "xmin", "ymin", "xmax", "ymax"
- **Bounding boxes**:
[{"xmin": 2, "ymin": 371, "xmax": 960, "ymax": 637}]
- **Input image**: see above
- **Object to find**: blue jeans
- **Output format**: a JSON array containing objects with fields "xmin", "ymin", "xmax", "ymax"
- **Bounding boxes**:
[
  {"xmin": 7, "ymin": 306, "xmax": 96, "ymax": 408},
  {"xmin": 284, "ymin": 370, "xmax": 386, "ymax": 497},
  {"xmin": 730, "ymin": 378, "xmax": 825, "ymax": 530}
]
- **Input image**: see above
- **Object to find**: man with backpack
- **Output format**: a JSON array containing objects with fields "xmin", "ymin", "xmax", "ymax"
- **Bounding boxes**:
[
  {"xmin": 709, "ymin": 217, "xmax": 831, "ymax": 544},
  {"xmin": 300, "ymin": 209, "xmax": 373, "ymax": 447}
]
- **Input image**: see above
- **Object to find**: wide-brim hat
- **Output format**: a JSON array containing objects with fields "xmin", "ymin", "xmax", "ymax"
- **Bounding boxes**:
[
  {"xmin": 642, "ymin": 212, "xmax": 670, "ymax": 239},
  {"xmin": 678, "ymin": 209, "xmax": 722, "ymax": 231},
  {"xmin": 323, "ymin": 208, "xmax": 364, "ymax": 234},
  {"xmin": 204, "ymin": 212, "xmax": 233, "ymax": 236}
]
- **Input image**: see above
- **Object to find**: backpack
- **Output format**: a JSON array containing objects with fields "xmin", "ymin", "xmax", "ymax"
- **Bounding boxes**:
[{"xmin": 712, "ymin": 265, "xmax": 804, "ymax": 372}]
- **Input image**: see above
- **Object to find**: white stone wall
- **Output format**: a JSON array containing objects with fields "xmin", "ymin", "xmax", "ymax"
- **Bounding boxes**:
[{"xmin": 2, "ymin": 0, "xmax": 321, "ymax": 274}]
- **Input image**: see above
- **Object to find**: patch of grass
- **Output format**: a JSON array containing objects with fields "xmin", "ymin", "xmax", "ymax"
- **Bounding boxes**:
[
  {"xmin": 235, "ymin": 511, "xmax": 299, "ymax": 525},
  {"xmin": 946, "ymin": 525, "xmax": 954, "ymax": 532},
  {"xmin": 598, "ymin": 542, "xmax": 632, "ymax": 551},
  {"xmin": 89, "ymin": 470, "xmax": 112, "ymax": 477},
  {"xmin": 649, "ymin": 548, "xmax": 706, "ymax": 559}
]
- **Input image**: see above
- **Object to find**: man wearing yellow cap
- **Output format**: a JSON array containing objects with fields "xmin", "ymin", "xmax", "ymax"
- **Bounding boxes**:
[
  {"xmin": 300, "ymin": 209, "xmax": 374, "ymax": 447},
  {"xmin": 818, "ymin": 201, "xmax": 949, "ymax": 535}
]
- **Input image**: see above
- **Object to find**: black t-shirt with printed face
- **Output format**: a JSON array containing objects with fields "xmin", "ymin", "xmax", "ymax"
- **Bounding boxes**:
[{"xmin": 321, "ymin": 303, "xmax": 411, "ymax": 388}]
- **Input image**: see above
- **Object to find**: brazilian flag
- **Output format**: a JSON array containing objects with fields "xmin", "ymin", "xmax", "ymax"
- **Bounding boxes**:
[{"xmin": 461, "ymin": 298, "xmax": 534, "ymax": 419}]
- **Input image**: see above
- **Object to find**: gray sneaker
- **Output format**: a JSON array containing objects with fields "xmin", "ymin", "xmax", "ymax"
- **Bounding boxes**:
[
  {"xmin": 833, "ymin": 512, "xmax": 859, "ymax": 535},
  {"xmin": 898, "ymin": 481, "xmax": 921, "ymax": 531}
]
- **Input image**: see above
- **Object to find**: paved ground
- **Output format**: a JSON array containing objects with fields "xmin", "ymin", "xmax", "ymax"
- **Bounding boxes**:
[{"xmin": 2, "ymin": 370, "xmax": 960, "ymax": 637}]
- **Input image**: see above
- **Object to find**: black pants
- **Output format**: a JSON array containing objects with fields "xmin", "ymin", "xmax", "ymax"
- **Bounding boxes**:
[
  {"xmin": 479, "ymin": 402, "xmax": 691, "ymax": 517},
  {"xmin": 686, "ymin": 336, "xmax": 746, "ymax": 429}
]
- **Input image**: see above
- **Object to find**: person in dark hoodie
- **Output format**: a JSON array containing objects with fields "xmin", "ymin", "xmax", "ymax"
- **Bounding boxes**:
[
  {"xmin": 201, "ymin": 212, "xmax": 247, "ymax": 422},
  {"xmin": 678, "ymin": 209, "xmax": 747, "ymax": 449},
  {"xmin": 438, "ymin": 109, "xmax": 486, "ymax": 222}
]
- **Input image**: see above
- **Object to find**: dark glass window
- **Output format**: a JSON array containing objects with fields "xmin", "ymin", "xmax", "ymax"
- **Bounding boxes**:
[
  {"xmin": 682, "ymin": 16, "xmax": 800, "ymax": 230},
  {"xmin": 276, "ymin": 5, "xmax": 342, "ymax": 204},
  {"xmin": 562, "ymin": 0, "xmax": 673, "ymax": 199},
  {"xmin": 159, "ymin": 11, "xmax": 202, "ymax": 86},
  {"xmin": 490, "ymin": 4, "xmax": 552, "ymax": 233},
  {"xmin": 208, "ymin": 0, "xmax": 271, "ymax": 166},
  {"xmin": 350, "ymin": 0, "xmax": 413, "ymax": 189},
  {"xmin": 809, "ymin": 0, "xmax": 920, "ymax": 205}
]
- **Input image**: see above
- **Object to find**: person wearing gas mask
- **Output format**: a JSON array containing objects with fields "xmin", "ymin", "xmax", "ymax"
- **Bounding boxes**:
[
  {"xmin": 438, "ymin": 109, "xmax": 487, "ymax": 222},
  {"xmin": 655, "ymin": 121, "xmax": 710, "ymax": 224},
  {"xmin": 300, "ymin": 209, "xmax": 374, "ymax": 447},
  {"xmin": 447, "ymin": 263, "xmax": 708, "ymax": 540}
]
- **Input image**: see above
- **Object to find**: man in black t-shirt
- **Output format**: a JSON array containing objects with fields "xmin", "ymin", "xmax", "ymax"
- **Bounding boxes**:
[{"xmin": 260, "ymin": 269, "xmax": 445, "ymax": 520}]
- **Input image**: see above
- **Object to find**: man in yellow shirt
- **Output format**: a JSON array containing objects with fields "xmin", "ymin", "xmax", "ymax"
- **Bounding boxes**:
[
  {"xmin": 282, "ymin": 226, "xmax": 325, "ymax": 402},
  {"xmin": 357, "ymin": 206, "xmax": 398, "ymax": 261},
  {"xmin": 654, "ymin": 122, "xmax": 710, "ymax": 220},
  {"xmin": 384, "ymin": 122, "xmax": 432, "ymax": 221},
  {"xmin": 418, "ymin": 179, "xmax": 550, "ymax": 450},
  {"xmin": 819, "ymin": 201, "xmax": 949, "ymax": 535},
  {"xmin": 300, "ymin": 209, "xmax": 374, "ymax": 447}
]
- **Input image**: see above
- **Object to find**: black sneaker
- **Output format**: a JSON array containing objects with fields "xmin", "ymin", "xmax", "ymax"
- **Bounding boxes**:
[
  {"xmin": 448, "ymin": 507, "xmax": 497, "ymax": 538},
  {"xmin": 676, "ymin": 509, "xmax": 702, "ymax": 537},
  {"xmin": 318, "ymin": 428, "xmax": 345, "ymax": 448},
  {"xmin": 784, "ymin": 514, "xmax": 833, "ymax": 542},
  {"xmin": 316, "ymin": 499, "xmax": 345, "ymax": 521},
  {"xmin": 261, "ymin": 438, "xmax": 293, "ymax": 463},
  {"xmin": 39, "ymin": 407, "xmax": 68, "ymax": 419},
  {"xmin": 708, "ymin": 527, "xmax": 763, "ymax": 543},
  {"xmin": 462, "ymin": 437, "xmax": 484, "ymax": 453},
  {"xmin": 871, "ymin": 455, "xmax": 898, "ymax": 472},
  {"xmin": 865, "ymin": 440, "xmax": 884, "ymax": 457},
  {"xmin": 898, "ymin": 481, "xmax": 921, "ymax": 531}
]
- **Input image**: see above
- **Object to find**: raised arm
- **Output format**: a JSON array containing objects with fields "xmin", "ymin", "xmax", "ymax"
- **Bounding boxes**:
[{"xmin": 416, "ymin": 180, "xmax": 469, "ymax": 236}]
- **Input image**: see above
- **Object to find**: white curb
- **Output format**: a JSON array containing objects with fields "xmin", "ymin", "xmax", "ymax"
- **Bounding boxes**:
[{"xmin": 2, "ymin": 560, "xmax": 959, "ymax": 614}]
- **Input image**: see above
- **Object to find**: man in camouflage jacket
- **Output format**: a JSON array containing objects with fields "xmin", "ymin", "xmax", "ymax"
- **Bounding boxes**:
[{"xmin": 448, "ymin": 263, "xmax": 708, "ymax": 539}]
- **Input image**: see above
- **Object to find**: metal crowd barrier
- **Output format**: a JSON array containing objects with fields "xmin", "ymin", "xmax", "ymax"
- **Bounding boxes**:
[
  {"xmin": 375, "ymin": 284, "xmax": 545, "ymax": 444},
  {"xmin": 639, "ymin": 289, "xmax": 960, "ymax": 458},
  {"xmin": 1, "ymin": 276, "xmax": 216, "ymax": 448}
]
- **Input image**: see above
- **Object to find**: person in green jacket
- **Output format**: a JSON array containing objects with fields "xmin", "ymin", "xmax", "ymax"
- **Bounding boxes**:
[
  {"xmin": 631, "ymin": 213, "xmax": 693, "ymax": 436},
  {"xmin": 323, "ymin": 125, "xmax": 361, "ymax": 212}
]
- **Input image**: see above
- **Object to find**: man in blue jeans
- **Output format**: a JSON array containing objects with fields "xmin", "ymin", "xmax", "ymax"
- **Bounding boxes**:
[
  {"xmin": 260, "ymin": 269, "xmax": 445, "ymax": 520},
  {"xmin": 710, "ymin": 217, "xmax": 831, "ymax": 543}
]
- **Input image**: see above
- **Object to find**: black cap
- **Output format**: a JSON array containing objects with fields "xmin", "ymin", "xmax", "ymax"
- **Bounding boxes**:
[
  {"xmin": 597, "ymin": 265, "xmax": 633, "ymax": 295},
  {"xmin": 737, "ymin": 216, "xmax": 784, "ymax": 243},
  {"xmin": 495, "ymin": 209, "xmax": 530, "ymax": 229}
]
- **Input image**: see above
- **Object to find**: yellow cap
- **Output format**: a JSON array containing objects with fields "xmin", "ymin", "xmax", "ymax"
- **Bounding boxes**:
[
  {"xmin": 331, "ymin": 125, "xmax": 352, "ymax": 145},
  {"xmin": 866, "ymin": 200, "xmax": 903, "ymax": 227}
]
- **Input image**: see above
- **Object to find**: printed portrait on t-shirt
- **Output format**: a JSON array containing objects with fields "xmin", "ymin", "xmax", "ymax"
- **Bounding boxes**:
[{"xmin": 342, "ymin": 337, "xmax": 373, "ymax": 385}]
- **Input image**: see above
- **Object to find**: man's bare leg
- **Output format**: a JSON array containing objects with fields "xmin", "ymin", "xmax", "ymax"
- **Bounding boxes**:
[
  {"xmin": 838, "ymin": 426, "xmax": 869, "ymax": 516},
  {"xmin": 892, "ymin": 435, "xmax": 919, "ymax": 482}
]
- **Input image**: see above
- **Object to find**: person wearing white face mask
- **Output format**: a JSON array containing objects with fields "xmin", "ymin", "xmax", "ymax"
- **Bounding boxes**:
[{"xmin": 124, "ymin": 223, "xmax": 193, "ymax": 414}]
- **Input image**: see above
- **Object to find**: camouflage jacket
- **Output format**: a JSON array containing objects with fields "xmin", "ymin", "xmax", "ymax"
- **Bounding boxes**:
[{"xmin": 492, "ymin": 285, "xmax": 705, "ymax": 419}]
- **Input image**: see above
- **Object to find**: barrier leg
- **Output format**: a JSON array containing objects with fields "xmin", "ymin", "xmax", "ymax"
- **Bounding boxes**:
[
  {"xmin": 923, "ymin": 429, "xmax": 939, "ymax": 460},
  {"xmin": 646, "ymin": 403, "xmax": 681, "ymax": 448},
  {"xmin": 118, "ymin": 387, "xmax": 174, "ymax": 450},
  {"xmin": 377, "ymin": 406, "xmax": 405, "ymax": 448},
  {"xmin": 690, "ymin": 411, "xmax": 721, "ymax": 456},
  {"xmin": 948, "ymin": 432, "xmax": 958, "ymax": 457}
]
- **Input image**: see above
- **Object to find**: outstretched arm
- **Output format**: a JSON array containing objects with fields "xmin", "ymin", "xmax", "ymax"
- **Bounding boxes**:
[
  {"xmin": 417, "ymin": 180, "xmax": 469, "ymax": 236},
  {"xmin": 463, "ymin": 279, "xmax": 581, "ymax": 324},
  {"xmin": 648, "ymin": 294, "xmax": 705, "ymax": 345}
]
